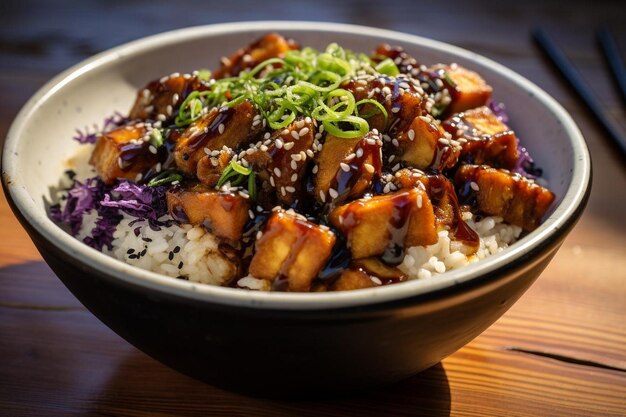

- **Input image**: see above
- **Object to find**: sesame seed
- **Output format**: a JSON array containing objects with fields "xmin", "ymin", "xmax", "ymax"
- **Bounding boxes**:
[
  {"xmin": 356, "ymin": 148, "xmax": 364, "ymax": 158},
  {"xmin": 291, "ymin": 173, "xmax": 298, "ymax": 182},
  {"xmin": 291, "ymin": 153, "xmax": 302, "ymax": 161},
  {"xmin": 470, "ymin": 181, "xmax": 480, "ymax": 191},
  {"xmin": 299, "ymin": 127, "xmax": 309, "ymax": 137},
  {"xmin": 364, "ymin": 163, "xmax": 375, "ymax": 174},
  {"xmin": 312, "ymin": 165, "xmax": 319, "ymax": 174},
  {"xmin": 417, "ymin": 194, "xmax": 423, "ymax": 208},
  {"xmin": 283, "ymin": 142, "xmax": 295, "ymax": 150},
  {"xmin": 276, "ymin": 138, "xmax": 283, "ymax": 149},
  {"xmin": 264, "ymin": 132, "xmax": 271, "ymax": 140},
  {"xmin": 383, "ymin": 183, "xmax": 391, "ymax": 193},
  {"xmin": 269, "ymin": 176, "xmax": 275, "ymax": 187},
  {"xmin": 172, "ymin": 93, "xmax": 179, "ymax": 104},
  {"xmin": 408, "ymin": 129, "xmax": 415, "ymax": 141},
  {"xmin": 392, "ymin": 138, "xmax": 399, "ymax": 147},
  {"xmin": 391, "ymin": 107, "xmax": 400, "ymax": 113},
  {"xmin": 248, "ymin": 210, "xmax": 255, "ymax": 219},
  {"xmin": 319, "ymin": 190, "xmax": 326, "ymax": 202},
  {"xmin": 256, "ymin": 231, "xmax": 263, "ymax": 240},
  {"xmin": 345, "ymin": 153, "xmax": 356, "ymax": 161},
  {"xmin": 391, "ymin": 163, "xmax": 401, "ymax": 172},
  {"xmin": 329, "ymin": 188, "xmax": 338, "ymax": 199},
  {"xmin": 218, "ymin": 123, "xmax": 225, "ymax": 134},
  {"xmin": 388, "ymin": 154, "xmax": 396, "ymax": 162},
  {"xmin": 148, "ymin": 145, "xmax": 157, "ymax": 154},
  {"xmin": 157, "ymin": 114, "xmax": 166, "ymax": 121},
  {"xmin": 290, "ymin": 160, "xmax": 298, "ymax": 170},
  {"xmin": 273, "ymin": 167, "xmax": 281, "ymax": 177},
  {"xmin": 281, "ymin": 129, "xmax": 289, "ymax": 136},
  {"xmin": 286, "ymin": 186, "xmax": 296, "ymax": 193},
  {"xmin": 306, "ymin": 149, "xmax": 315, "ymax": 158},
  {"xmin": 280, "ymin": 186, "xmax": 286, "ymax": 196},
  {"xmin": 142, "ymin": 89, "xmax": 150, "ymax": 99},
  {"xmin": 305, "ymin": 116, "xmax": 312, "ymax": 124},
  {"xmin": 291, "ymin": 131, "xmax": 300, "ymax": 140},
  {"xmin": 340, "ymin": 162, "xmax": 350, "ymax": 172},
  {"xmin": 166, "ymin": 105, "xmax": 173, "ymax": 116},
  {"xmin": 419, "ymin": 115, "xmax": 431, "ymax": 123}
]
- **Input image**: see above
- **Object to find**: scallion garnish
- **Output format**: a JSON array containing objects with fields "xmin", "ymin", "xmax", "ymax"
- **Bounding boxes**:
[
  {"xmin": 375, "ymin": 58, "xmax": 400, "ymax": 76},
  {"xmin": 149, "ymin": 128, "xmax": 164, "ymax": 148},
  {"xmin": 148, "ymin": 171, "xmax": 183, "ymax": 187},
  {"xmin": 216, "ymin": 160, "xmax": 257, "ymax": 199}
]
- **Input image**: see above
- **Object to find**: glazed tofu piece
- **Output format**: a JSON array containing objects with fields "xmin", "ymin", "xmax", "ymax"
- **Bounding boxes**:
[
  {"xmin": 174, "ymin": 101, "xmax": 261, "ymax": 175},
  {"xmin": 330, "ymin": 258, "xmax": 406, "ymax": 290},
  {"xmin": 455, "ymin": 165, "xmax": 555, "ymax": 231},
  {"xmin": 394, "ymin": 115, "xmax": 459, "ymax": 171},
  {"xmin": 442, "ymin": 106, "xmax": 519, "ymax": 169},
  {"xmin": 342, "ymin": 75, "xmax": 426, "ymax": 134},
  {"xmin": 196, "ymin": 148, "xmax": 233, "ymax": 187},
  {"xmin": 213, "ymin": 33, "xmax": 299, "ymax": 79},
  {"xmin": 249, "ymin": 210, "xmax": 336, "ymax": 292},
  {"xmin": 314, "ymin": 131, "xmax": 382, "ymax": 204},
  {"xmin": 129, "ymin": 74, "xmax": 207, "ymax": 121},
  {"xmin": 246, "ymin": 117, "xmax": 316, "ymax": 205},
  {"xmin": 433, "ymin": 64, "xmax": 492, "ymax": 114},
  {"xmin": 329, "ymin": 188, "xmax": 438, "ymax": 259},
  {"xmin": 89, "ymin": 123, "xmax": 157, "ymax": 185},
  {"xmin": 330, "ymin": 269, "xmax": 380, "ymax": 291},
  {"xmin": 166, "ymin": 185, "xmax": 250, "ymax": 241}
]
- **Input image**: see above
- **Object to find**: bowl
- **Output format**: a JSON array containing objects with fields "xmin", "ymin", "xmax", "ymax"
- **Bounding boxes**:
[{"xmin": 1, "ymin": 21, "xmax": 591, "ymax": 396}]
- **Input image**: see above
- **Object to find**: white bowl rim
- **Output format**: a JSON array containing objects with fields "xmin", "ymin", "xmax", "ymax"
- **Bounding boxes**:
[{"xmin": 2, "ymin": 21, "xmax": 591, "ymax": 310}]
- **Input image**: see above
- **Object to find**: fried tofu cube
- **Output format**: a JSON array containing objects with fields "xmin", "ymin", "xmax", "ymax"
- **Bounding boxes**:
[
  {"xmin": 166, "ymin": 185, "xmax": 250, "ymax": 241},
  {"xmin": 329, "ymin": 188, "xmax": 438, "ymax": 259},
  {"xmin": 455, "ymin": 165, "xmax": 555, "ymax": 231},
  {"xmin": 213, "ymin": 33, "xmax": 299, "ymax": 79},
  {"xmin": 314, "ymin": 131, "xmax": 382, "ymax": 204},
  {"xmin": 330, "ymin": 269, "xmax": 380, "ymax": 291},
  {"xmin": 89, "ymin": 123, "xmax": 157, "ymax": 185},
  {"xmin": 249, "ymin": 210, "xmax": 336, "ymax": 292},
  {"xmin": 129, "ymin": 75, "xmax": 207, "ymax": 121},
  {"xmin": 435, "ymin": 64, "xmax": 492, "ymax": 114},
  {"xmin": 441, "ymin": 106, "xmax": 519, "ymax": 169},
  {"xmin": 342, "ymin": 76, "xmax": 426, "ymax": 134},
  {"xmin": 174, "ymin": 101, "xmax": 261, "ymax": 175},
  {"xmin": 395, "ymin": 115, "xmax": 458, "ymax": 170},
  {"xmin": 196, "ymin": 148, "xmax": 233, "ymax": 187},
  {"xmin": 259, "ymin": 117, "xmax": 316, "ymax": 205}
]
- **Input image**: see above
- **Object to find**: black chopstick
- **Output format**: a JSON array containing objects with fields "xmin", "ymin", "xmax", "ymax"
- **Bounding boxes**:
[
  {"xmin": 597, "ymin": 29, "xmax": 626, "ymax": 107},
  {"xmin": 532, "ymin": 28, "xmax": 626, "ymax": 158}
]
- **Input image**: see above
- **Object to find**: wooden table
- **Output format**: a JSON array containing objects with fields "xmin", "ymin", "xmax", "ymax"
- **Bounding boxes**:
[{"xmin": 1, "ymin": 1, "xmax": 625, "ymax": 415}]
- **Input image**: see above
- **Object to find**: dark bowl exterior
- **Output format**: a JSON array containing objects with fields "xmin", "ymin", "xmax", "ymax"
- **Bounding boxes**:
[{"xmin": 17, "ymin": 207, "xmax": 569, "ymax": 397}]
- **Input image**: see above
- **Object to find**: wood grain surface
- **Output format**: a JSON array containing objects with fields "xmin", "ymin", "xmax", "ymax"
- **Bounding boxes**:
[{"xmin": 1, "ymin": 1, "xmax": 625, "ymax": 415}]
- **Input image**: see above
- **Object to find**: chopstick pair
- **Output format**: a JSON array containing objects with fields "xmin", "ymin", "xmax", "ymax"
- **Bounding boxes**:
[{"xmin": 533, "ymin": 28, "xmax": 626, "ymax": 158}]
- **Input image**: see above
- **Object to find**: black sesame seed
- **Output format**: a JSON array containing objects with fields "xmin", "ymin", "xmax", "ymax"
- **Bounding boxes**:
[
  {"xmin": 128, "ymin": 254, "xmax": 137, "ymax": 259},
  {"xmin": 182, "ymin": 153, "xmax": 189, "ymax": 161},
  {"xmin": 127, "ymin": 248, "xmax": 135, "ymax": 254},
  {"xmin": 140, "ymin": 249, "xmax": 147, "ymax": 257},
  {"xmin": 142, "ymin": 237, "xmax": 152, "ymax": 242},
  {"xmin": 173, "ymin": 246, "xmax": 181, "ymax": 253},
  {"xmin": 178, "ymin": 261, "xmax": 184, "ymax": 269},
  {"xmin": 168, "ymin": 251, "xmax": 174, "ymax": 261}
]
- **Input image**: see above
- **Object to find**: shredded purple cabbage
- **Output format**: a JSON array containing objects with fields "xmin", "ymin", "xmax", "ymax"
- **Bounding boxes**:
[
  {"xmin": 73, "ymin": 111, "xmax": 129, "ymax": 144},
  {"xmin": 488, "ymin": 101, "xmax": 541, "ymax": 179},
  {"xmin": 50, "ymin": 176, "xmax": 172, "ymax": 251}
]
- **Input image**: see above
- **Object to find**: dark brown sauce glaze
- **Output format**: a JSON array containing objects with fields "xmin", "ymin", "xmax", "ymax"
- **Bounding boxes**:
[
  {"xmin": 187, "ymin": 107, "xmax": 235, "ymax": 151},
  {"xmin": 329, "ymin": 139, "xmax": 383, "ymax": 203},
  {"xmin": 381, "ymin": 192, "xmax": 414, "ymax": 265}
]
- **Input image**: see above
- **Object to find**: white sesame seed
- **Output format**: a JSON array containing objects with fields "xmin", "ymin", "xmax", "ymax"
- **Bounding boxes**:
[
  {"xmin": 391, "ymin": 163, "xmax": 401, "ymax": 172},
  {"xmin": 157, "ymin": 114, "xmax": 166, "ymax": 121},
  {"xmin": 285, "ymin": 186, "xmax": 296, "ymax": 193},
  {"xmin": 172, "ymin": 93, "xmax": 179, "ymax": 104},
  {"xmin": 260, "ymin": 145, "xmax": 269, "ymax": 152},
  {"xmin": 388, "ymin": 154, "xmax": 396, "ymax": 162},
  {"xmin": 256, "ymin": 231, "xmax": 263, "ymax": 240},
  {"xmin": 356, "ymin": 148, "xmax": 364, "ymax": 158},
  {"xmin": 407, "ymin": 129, "xmax": 415, "ymax": 141},
  {"xmin": 419, "ymin": 115, "xmax": 431, "ymax": 123},
  {"xmin": 364, "ymin": 163, "xmax": 375, "ymax": 174},
  {"xmin": 291, "ymin": 173, "xmax": 298, "ymax": 182},
  {"xmin": 280, "ymin": 186, "xmax": 286, "ymax": 196},
  {"xmin": 312, "ymin": 165, "xmax": 319, "ymax": 174},
  {"xmin": 291, "ymin": 153, "xmax": 302, "ymax": 161},
  {"xmin": 291, "ymin": 131, "xmax": 300, "ymax": 140},
  {"xmin": 329, "ymin": 188, "xmax": 338, "ymax": 199},
  {"xmin": 319, "ymin": 190, "xmax": 326, "ymax": 202},
  {"xmin": 383, "ymin": 183, "xmax": 391, "ymax": 193},
  {"xmin": 391, "ymin": 107, "xmax": 400, "ymax": 113},
  {"xmin": 269, "ymin": 176, "xmax": 275, "ymax": 187},
  {"xmin": 417, "ymin": 194, "xmax": 423, "ymax": 209},
  {"xmin": 290, "ymin": 160, "xmax": 298, "ymax": 170},
  {"xmin": 345, "ymin": 153, "xmax": 356, "ymax": 161},
  {"xmin": 218, "ymin": 123, "xmax": 225, "ymax": 134},
  {"xmin": 470, "ymin": 181, "xmax": 480, "ymax": 191},
  {"xmin": 276, "ymin": 138, "xmax": 283, "ymax": 149},
  {"xmin": 299, "ymin": 127, "xmax": 309, "ymax": 137},
  {"xmin": 273, "ymin": 167, "xmax": 282, "ymax": 177},
  {"xmin": 264, "ymin": 132, "xmax": 271, "ymax": 140},
  {"xmin": 306, "ymin": 149, "xmax": 315, "ymax": 158},
  {"xmin": 210, "ymin": 158, "xmax": 219, "ymax": 166},
  {"xmin": 392, "ymin": 138, "xmax": 399, "ymax": 147},
  {"xmin": 142, "ymin": 89, "xmax": 150, "ymax": 99},
  {"xmin": 148, "ymin": 145, "xmax": 157, "ymax": 154},
  {"xmin": 340, "ymin": 162, "xmax": 350, "ymax": 172}
]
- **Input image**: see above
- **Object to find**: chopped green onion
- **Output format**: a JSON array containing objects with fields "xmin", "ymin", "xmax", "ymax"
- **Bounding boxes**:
[
  {"xmin": 175, "ymin": 91, "xmax": 203, "ymax": 127},
  {"xmin": 149, "ymin": 128, "xmax": 164, "ymax": 148},
  {"xmin": 375, "ymin": 58, "xmax": 400, "ymax": 76},
  {"xmin": 355, "ymin": 99, "xmax": 388, "ymax": 123},
  {"xmin": 196, "ymin": 69, "xmax": 212, "ymax": 81},
  {"xmin": 248, "ymin": 172, "xmax": 257, "ymax": 200},
  {"xmin": 148, "ymin": 171, "xmax": 182, "ymax": 187},
  {"xmin": 216, "ymin": 160, "xmax": 257, "ymax": 199}
]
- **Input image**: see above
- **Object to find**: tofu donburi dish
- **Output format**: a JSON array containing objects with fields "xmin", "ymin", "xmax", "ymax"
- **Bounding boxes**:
[{"xmin": 50, "ymin": 33, "xmax": 555, "ymax": 292}]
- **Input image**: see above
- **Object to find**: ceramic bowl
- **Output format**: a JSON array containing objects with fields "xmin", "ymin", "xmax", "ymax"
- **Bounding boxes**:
[{"xmin": 1, "ymin": 22, "xmax": 591, "ymax": 396}]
